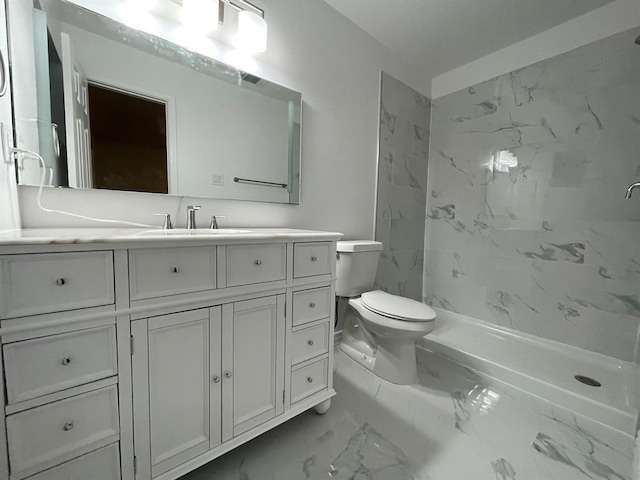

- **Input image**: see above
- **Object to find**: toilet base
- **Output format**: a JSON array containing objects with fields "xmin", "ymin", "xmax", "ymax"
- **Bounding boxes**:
[
  {"xmin": 340, "ymin": 338, "xmax": 418, "ymax": 385},
  {"xmin": 339, "ymin": 297, "xmax": 431, "ymax": 385}
]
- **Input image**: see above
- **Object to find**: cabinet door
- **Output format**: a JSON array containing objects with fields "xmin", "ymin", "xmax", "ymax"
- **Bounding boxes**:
[
  {"xmin": 132, "ymin": 308, "xmax": 221, "ymax": 480},
  {"xmin": 221, "ymin": 295, "xmax": 285, "ymax": 441}
]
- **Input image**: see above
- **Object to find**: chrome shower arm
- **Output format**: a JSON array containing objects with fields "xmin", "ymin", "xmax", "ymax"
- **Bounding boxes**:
[{"xmin": 625, "ymin": 182, "xmax": 640, "ymax": 199}]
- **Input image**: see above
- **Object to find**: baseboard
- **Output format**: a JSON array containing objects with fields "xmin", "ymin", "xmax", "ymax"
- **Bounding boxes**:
[{"xmin": 334, "ymin": 329, "xmax": 342, "ymax": 347}]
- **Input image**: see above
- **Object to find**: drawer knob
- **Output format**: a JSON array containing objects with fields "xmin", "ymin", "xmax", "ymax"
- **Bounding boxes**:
[
  {"xmin": 307, "ymin": 340, "xmax": 314, "ymax": 346},
  {"xmin": 254, "ymin": 260, "xmax": 262, "ymax": 266},
  {"xmin": 63, "ymin": 421, "xmax": 74, "ymax": 431},
  {"xmin": 55, "ymin": 278, "xmax": 66, "ymax": 286},
  {"xmin": 311, "ymin": 256, "xmax": 317, "ymax": 262},
  {"xmin": 212, "ymin": 375, "xmax": 220, "ymax": 384},
  {"xmin": 307, "ymin": 376, "xmax": 313, "ymax": 383},
  {"xmin": 61, "ymin": 356, "xmax": 72, "ymax": 366},
  {"xmin": 309, "ymin": 303, "xmax": 316, "ymax": 308},
  {"xmin": 172, "ymin": 267, "xmax": 180, "ymax": 273},
  {"xmin": 225, "ymin": 371, "xmax": 232, "ymax": 379}
]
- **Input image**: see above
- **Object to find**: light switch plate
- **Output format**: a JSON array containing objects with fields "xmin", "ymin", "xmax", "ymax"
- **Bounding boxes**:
[{"xmin": 211, "ymin": 173, "xmax": 224, "ymax": 186}]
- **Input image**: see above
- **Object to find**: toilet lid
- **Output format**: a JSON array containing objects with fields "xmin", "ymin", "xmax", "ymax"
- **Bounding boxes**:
[{"xmin": 361, "ymin": 290, "xmax": 436, "ymax": 322}]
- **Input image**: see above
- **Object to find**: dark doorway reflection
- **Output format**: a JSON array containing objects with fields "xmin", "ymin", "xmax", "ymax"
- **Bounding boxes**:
[{"xmin": 88, "ymin": 84, "xmax": 168, "ymax": 194}]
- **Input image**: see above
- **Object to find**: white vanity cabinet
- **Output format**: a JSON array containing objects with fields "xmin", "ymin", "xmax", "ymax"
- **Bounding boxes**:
[
  {"xmin": 0, "ymin": 230, "xmax": 340, "ymax": 480},
  {"xmin": 131, "ymin": 296, "xmax": 286, "ymax": 480}
]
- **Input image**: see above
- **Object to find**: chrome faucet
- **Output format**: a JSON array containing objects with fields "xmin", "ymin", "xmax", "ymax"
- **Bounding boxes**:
[
  {"xmin": 210, "ymin": 215, "xmax": 226, "ymax": 229},
  {"xmin": 152, "ymin": 213, "xmax": 173, "ymax": 230},
  {"xmin": 186, "ymin": 205, "xmax": 201, "ymax": 229},
  {"xmin": 625, "ymin": 182, "xmax": 640, "ymax": 199}
]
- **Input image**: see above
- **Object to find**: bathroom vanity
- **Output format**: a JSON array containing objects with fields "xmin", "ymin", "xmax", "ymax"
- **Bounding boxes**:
[{"xmin": 0, "ymin": 228, "xmax": 341, "ymax": 480}]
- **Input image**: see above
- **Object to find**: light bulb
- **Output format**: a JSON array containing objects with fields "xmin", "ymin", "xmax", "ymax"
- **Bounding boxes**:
[
  {"xmin": 180, "ymin": 0, "xmax": 219, "ymax": 34},
  {"xmin": 139, "ymin": 0, "xmax": 158, "ymax": 10},
  {"xmin": 123, "ymin": 0, "xmax": 157, "ymax": 11},
  {"xmin": 117, "ymin": 0, "xmax": 158, "ymax": 31},
  {"xmin": 236, "ymin": 10, "xmax": 267, "ymax": 54}
]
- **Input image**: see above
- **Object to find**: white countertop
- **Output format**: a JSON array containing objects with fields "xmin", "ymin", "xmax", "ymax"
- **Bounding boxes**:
[{"xmin": 0, "ymin": 228, "xmax": 343, "ymax": 246}]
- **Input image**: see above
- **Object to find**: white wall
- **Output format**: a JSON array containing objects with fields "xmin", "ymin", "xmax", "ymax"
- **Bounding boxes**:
[
  {"xmin": 16, "ymin": 0, "xmax": 427, "ymax": 237},
  {"xmin": 431, "ymin": 0, "xmax": 640, "ymax": 99}
]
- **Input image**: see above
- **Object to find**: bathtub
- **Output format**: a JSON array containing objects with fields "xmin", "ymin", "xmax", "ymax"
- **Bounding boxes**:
[{"xmin": 418, "ymin": 308, "xmax": 639, "ymax": 436}]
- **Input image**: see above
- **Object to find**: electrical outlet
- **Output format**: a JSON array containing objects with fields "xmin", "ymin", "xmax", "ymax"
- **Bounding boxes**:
[{"xmin": 211, "ymin": 173, "xmax": 224, "ymax": 186}]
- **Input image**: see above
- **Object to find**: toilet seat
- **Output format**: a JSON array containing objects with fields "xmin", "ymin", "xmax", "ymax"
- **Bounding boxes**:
[
  {"xmin": 348, "ymin": 297, "xmax": 435, "ymax": 337},
  {"xmin": 361, "ymin": 290, "xmax": 436, "ymax": 322}
]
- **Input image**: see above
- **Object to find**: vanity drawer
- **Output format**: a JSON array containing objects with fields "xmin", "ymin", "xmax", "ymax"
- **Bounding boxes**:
[
  {"xmin": 26, "ymin": 443, "xmax": 121, "ymax": 480},
  {"xmin": 291, "ymin": 357, "xmax": 328, "ymax": 405},
  {"xmin": 3, "ymin": 325, "xmax": 118, "ymax": 404},
  {"xmin": 6, "ymin": 385, "xmax": 120, "ymax": 480},
  {"xmin": 290, "ymin": 322, "xmax": 329, "ymax": 365},
  {"xmin": 293, "ymin": 242, "xmax": 332, "ymax": 278},
  {"xmin": 226, "ymin": 244, "xmax": 286, "ymax": 287},
  {"xmin": 129, "ymin": 246, "xmax": 216, "ymax": 300},
  {"xmin": 292, "ymin": 286, "xmax": 331, "ymax": 327},
  {"xmin": 0, "ymin": 252, "xmax": 114, "ymax": 319}
]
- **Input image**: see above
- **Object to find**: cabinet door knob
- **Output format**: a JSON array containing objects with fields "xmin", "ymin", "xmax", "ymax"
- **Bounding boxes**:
[
  {"xmin": 307, "ymin": 377, "xmax": 313, "ymax": 383},
  {"xmin": 225, "ymin": 371, "xmax": 232, "ymax": 378},
  {"xmin": 311, "ymin": 256, "xmax": 317, "ymax": 262},
  {"xmin": 212, "ymin": 375, "xmax": 220, "ymax": 383},
  {"xmin": 172, "ymin": 267, "xmax": 180, "ymax": 273},
  {"xmin": 307, "ymin": 340, "xmax": 314, "ymax": 346},
  {"xmin": 254, "ymin": 260, "xmax": 262, "ymax": 266},
  {"xmin": 63, "ymin": 421, "xmax": 74, "ymax": 431},
  {"xmin": 309, "ymin": 303, "xmax": 316, "ymax": 308},
  {"xmin": 55, "ymin": 278, "xmax": 66, "ymax": 286},
  {"xmin": 61, "ymin": 356, "xmax": 72, "ymax": 366}
]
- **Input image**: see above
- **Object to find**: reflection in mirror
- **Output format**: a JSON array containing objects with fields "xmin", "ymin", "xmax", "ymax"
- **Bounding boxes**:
[
  {"xmin": 89, "ymin": 84, "xmax": 169, "ymax": 193},
  {"xmin": 9, "ymin": 0, "xmax": 302, "ymax": 204}
]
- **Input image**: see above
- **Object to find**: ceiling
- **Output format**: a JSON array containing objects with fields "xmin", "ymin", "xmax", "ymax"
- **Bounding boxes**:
[{"xmin": 323, "ymin": 0, "xmax": 615, "ymax": 80}]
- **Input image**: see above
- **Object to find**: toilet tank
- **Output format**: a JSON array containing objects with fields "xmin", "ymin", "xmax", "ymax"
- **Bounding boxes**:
[{"xmin": 336, "ymin": 240, "xmax": 383, "ymax": 297}]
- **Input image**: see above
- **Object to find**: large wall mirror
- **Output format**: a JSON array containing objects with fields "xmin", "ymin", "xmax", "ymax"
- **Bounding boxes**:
[{"xmin": 9, "ymin": 0, "xmax": 302, "ymax": 204}]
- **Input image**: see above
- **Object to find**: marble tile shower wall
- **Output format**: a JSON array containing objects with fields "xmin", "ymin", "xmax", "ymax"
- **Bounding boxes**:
[
  {"xmin": 424, "ymin": 27, "xmax": 640, "ymax": 362},
  {"xmin": 375, "ymin": 72, "xmax": 431, "ymax": 300}
]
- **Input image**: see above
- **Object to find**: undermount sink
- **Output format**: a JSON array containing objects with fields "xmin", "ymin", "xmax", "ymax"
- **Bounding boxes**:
[{"xmin": 136, "ymin": 228, "xmax": 252, "ymax": 236}]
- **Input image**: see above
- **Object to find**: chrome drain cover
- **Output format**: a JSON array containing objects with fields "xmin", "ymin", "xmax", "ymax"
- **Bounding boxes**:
[{"xmin": 575, "ymin": 375, "xmax": 601, "ymax": 387}]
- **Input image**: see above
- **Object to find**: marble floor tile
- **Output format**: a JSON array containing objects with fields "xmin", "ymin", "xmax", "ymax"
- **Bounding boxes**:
[{"xmin": 181, "ymin": 349, "xmax": 632, "ymax": 480}]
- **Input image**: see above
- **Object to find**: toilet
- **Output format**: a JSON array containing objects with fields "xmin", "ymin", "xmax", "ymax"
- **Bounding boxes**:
[{"xmin": 337, "ymin": 240, "xmax": 436, "ymax": 385}]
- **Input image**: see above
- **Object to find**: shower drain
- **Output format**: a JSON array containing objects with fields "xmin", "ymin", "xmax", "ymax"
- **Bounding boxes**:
[{"xmin": 574, "ymin": 375, "xmax": 601, "ymax": 387}]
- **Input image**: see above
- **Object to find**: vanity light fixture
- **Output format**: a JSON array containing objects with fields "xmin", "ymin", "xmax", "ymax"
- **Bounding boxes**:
[
  {"xmin": 180, "ymin": 0, "xmax": 220, "ymax": 34},
  {"xmin": 170, "ymin": 0, "xmax": 267, "ymax": 54},
  {"xmin": 117, "ymin": 0, "xmax": 158, "ymax": 31},
  {"xmin": 236, "ymin": 9, "xmax": 267, "ymax": 53},
  {"xmin": 128, "ymin": 0, "xmax": 158, "ymax": 10},
  {"xmin": 221, "ymin": 0, "xmax": 268, "ymax": 54}
]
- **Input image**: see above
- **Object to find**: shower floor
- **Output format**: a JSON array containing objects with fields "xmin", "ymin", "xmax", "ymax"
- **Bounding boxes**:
[{"xmin": 181, "ymin": 348, "xmax": 633, "ymax": 480}]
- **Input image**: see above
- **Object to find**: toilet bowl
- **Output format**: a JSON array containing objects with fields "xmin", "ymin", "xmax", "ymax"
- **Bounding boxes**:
[
  {"xmin": 336, "ymin": 240, "xmax": 436, "ymax": 385},
  {"xmin": 340, "ymin": 290, "xmax": 435, "ymax": 384}
]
